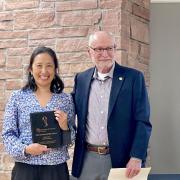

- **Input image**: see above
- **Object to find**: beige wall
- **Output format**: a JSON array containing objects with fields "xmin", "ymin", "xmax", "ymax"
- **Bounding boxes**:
[
  {"xmin": 0, "ymin": 0, "xmax": 150, "ymax": 179},
  {"xmin": 150, "ymin": 2, "xmax": 180, "ymax": 173}
]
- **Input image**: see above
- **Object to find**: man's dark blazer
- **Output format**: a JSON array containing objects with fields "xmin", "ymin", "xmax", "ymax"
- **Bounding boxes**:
[{"xmin": 71, "ymin": 62, "xmax": 152, "ymax": 178}]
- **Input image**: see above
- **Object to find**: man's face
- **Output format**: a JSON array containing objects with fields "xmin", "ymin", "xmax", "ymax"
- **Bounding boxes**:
[{"xmin": 88, "ymin": 32, "xmax": 116, "ymax": 73}]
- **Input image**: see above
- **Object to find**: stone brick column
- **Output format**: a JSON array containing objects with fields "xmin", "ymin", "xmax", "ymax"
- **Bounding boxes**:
[
  {"xmin": 120, "ymin": 0, "xmax": 150, "ymax": 85},
  {"xmin": 0, "ymin": 0, "xmax": 150, "ymax": 179}
]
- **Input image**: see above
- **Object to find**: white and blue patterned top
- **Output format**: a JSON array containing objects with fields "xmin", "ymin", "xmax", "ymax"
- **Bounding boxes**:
[{"xmin": 2, "ymin": 89, "xmax": 75, "ymax": 165}]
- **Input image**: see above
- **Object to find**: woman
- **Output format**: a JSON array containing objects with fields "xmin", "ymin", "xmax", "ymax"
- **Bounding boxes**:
[{"xmin": 2, "ymin": 47, "xmax": 75, "ymax": 180}]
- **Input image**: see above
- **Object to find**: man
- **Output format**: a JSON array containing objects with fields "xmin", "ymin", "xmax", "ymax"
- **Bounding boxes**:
[{"xmin": 71, "ymin": 31, "xmax": 152, "ymax": 180}]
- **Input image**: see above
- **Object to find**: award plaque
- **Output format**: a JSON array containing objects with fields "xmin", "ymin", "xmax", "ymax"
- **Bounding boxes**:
[{"xmin": 30, "ymin": 111, "xmax": 62, "ymax": 148}]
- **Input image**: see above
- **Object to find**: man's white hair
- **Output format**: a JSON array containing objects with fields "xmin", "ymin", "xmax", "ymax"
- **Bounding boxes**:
[{"xmin": 88, "ymin": 31, "xmax": 115, "ymax": 47}]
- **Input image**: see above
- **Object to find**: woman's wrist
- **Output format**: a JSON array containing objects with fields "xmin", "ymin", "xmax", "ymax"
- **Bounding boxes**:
[
  {"xmin": 62, "ymin": 126, "xmax": 69, "ymax": 131},
  {"xmin": 24, "ymin": 146, "xmax": 30, "ymax": 156}
]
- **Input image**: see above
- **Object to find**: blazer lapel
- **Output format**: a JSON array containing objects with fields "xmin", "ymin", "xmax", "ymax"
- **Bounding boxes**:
[
  {"xmin": 81, "ymin": 68, "xmax": 95, "ymax": 122},
  {"xmin": 108, "ymin": 63, "xmax": 125, "ymax": 120}
]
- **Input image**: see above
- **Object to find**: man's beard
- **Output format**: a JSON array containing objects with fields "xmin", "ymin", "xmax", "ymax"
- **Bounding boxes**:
[{"xmin": 95, "ymin": 60, "xmax": 113, "ymax": 73}]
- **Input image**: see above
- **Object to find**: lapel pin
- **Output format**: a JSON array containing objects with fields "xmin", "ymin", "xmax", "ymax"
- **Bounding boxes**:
[{"xmin": 119, "ymin": 77, "xmax": 123, "ymax": 81}]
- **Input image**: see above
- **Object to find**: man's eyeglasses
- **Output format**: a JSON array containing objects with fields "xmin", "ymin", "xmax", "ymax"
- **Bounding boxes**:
[{"xmin": 89, "ymin": 46, "xmax": 115, "ymax": 53}]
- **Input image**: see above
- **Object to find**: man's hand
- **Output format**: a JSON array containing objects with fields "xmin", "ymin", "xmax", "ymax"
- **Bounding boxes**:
[{"xmin": 125, "ymin": 157, "xmax": 142, "ymax": 178}]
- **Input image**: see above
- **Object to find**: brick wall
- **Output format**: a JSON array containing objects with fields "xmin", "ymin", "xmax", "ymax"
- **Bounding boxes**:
[{"xmin": 0, "ymin": 0, "xmax": 150, "ymax": 179}]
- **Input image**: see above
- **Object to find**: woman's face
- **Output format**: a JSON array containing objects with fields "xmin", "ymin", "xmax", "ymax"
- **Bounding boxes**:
[{"xmin": 31, "ymin": 53, "xmax": 55, "ymax": 90}]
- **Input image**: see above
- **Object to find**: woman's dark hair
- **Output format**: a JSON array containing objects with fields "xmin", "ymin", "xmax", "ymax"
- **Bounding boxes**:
[{"xmin": 22, "ymin": 46, "xmax": 64, "ymax": 93}]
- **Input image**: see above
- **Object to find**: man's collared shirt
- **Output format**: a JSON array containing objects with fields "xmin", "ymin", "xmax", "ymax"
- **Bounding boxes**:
[{"xmin": 86, "ymin": 63, "xmax": 115, "ymax": 146}]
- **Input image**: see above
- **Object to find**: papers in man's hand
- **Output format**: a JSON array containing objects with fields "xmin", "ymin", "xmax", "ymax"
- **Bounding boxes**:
[{"xmin": 108, "ymin": 167, "xmax": 151, "ymax": 180}]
